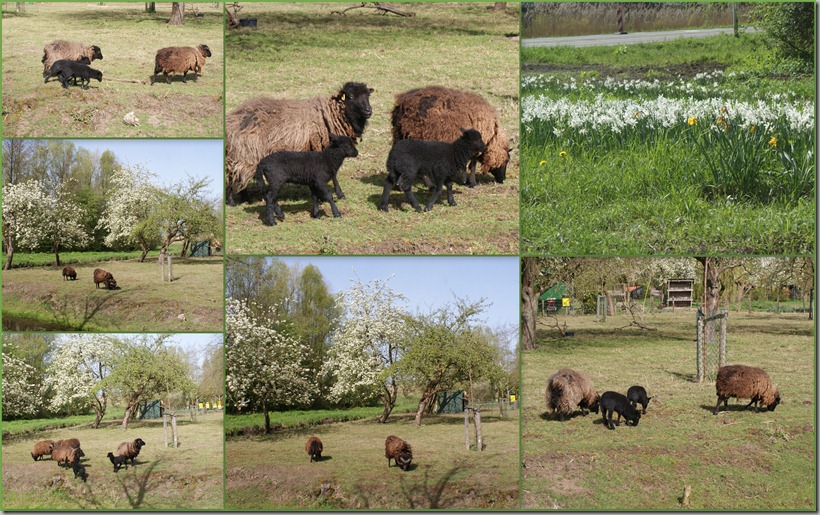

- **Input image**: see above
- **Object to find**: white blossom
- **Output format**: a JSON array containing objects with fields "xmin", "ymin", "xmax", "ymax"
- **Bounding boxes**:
[{"xmin": 2, "ymin": 343, "xmax": 43, "ymax": 418}]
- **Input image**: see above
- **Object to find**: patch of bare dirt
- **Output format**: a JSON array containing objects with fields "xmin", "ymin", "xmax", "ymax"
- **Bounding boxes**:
[
  {"xmin": 523, "ymin": 450, "xmax": 595, "ymax": 497},
  {"xmin": 523, "ymin": 61, "xmax": 728, "ymax": 81}
]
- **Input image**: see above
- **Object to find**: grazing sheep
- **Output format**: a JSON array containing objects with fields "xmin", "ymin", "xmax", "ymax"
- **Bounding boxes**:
[
  {"xmin": 31, "ymin": 440, "xmax": 55, "ymax": 461},
  {"xmin": 54, "ymin": 438, "xmax": 81, "ymax": 449},
  {"xmin": 71, "ymin": 455, "xmax": 88, "ymax": 482},
  {"xmin": 599, "ymin": 391, "xmax": 641, "ymax": 430},
  {"xmin": 116, "ymin": 438, "xmax": 146, "ymax": 465},
  {"xmin": 626, "ymin": 385, "xmax": 652, "ymax": 414},
  {"xmin": 305, "ymin": 436, "xmax": 323, "ymax": 463},
  {"xmin": 385, "ymin": 435, "xmax": 413, "ymax": 471},
  {"xmin": 93, "ymin": 268, "xmax": 117, "ymax": 290},
  {"xmin": 44, "ymin": 60, "xmax": 103, "ymax": 90},
  {"xmin": 42, "ymin": 40, "xmax": 103, "ymax": 79},
  {"xmin": 378, "ymin": 128, "xmax": 486, "ymax": 213},
  {"xmin": 714, "ymin": 364, "xmax": 780, "ymax": 415},
  {"xmin": 254, "ymin": 134, "xmax": 358, "ymax": 226},
  {"xmin": 545, "ymin": 368, "xmax": 600, "ymax": 421},
  {"xmin": 107, "ymin": 452, "xmax": 129, "ymax": 472},
  {"xmin": 52, "ymin": 445, "xmax": 83, "ymax": 467},
  {"xmin": 62, "ymin": 266, "xmax": 77, "ymax": 281},
  {"xmin": 225, "ymin": 82, "xmax": 374, "ymax": 206},
  {"xmin": 392, "ymin": 85, "xmax": 511, "ymax": 187},
  {"xmin": 151, "ymin": 44, "xmax": 212, "ymax": 85}
]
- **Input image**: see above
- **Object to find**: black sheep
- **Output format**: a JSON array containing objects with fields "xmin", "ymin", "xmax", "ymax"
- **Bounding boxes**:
[
  {"xmin": 107, "ymin": 452, "xmax": 129, "ymax": 472},
  {"xmin": 253, "ymin": 134, "xmax": 358, "ymax": 226},
  {"xmin": 626, "ymin": 385, "xmax": 652, "ymax": 414},
  {"xmin": 378, "ymin": 128, "xmax": 486, "ymax": 213},
  {"xmin": 599, "ymin": 391, "xmax": 641, "ymax": 430},
  {"xmin": 71, "ymin": 455, "xmax": 88, "ymax": 482},
  {"xmin": 45, "ymin": 60, "xmax": 102, "ymax": 90}
]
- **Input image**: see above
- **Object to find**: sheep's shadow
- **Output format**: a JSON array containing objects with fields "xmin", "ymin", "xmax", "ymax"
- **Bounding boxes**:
[
  {"xmin": 311, "ymin": 455, "xmax": 332, "ymax": 462},
  {"xmin": 148, "ymin": 74, "xmax": 200, "ymax": 85},
  {"xmin": 702, "ymin": 403, "xmax": 765, "ymax": 414},
  {"xmin": 47, "ymin": 288, "xmax": 125, "ymax": 330},
  {"xmin": 115, "ymin": 459, "xmax": 161, "ymax": 509},
  {"xmin": 538, "ymin": 411, "xmax": 596, "ymax": 422},
  {"xmin": 662, "ymin": 369, "xmax": 699, "ymax": 383}
]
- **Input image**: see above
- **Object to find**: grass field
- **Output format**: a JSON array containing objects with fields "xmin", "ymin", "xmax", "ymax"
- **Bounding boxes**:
[
  {"xmin": 225, "ymin": 2, "xmax": 519, "ymax": 255},
  {"xmin": 226, "ymin": 410, "xmax": 519, "ymax": 510},
  {"xmin": 1, "ymin": 411, "xmax": 224, "ymax": 510},
  {"xmin": 521, "ymin": 32, "xmax": 815, "ymax": 255},
  {"xmin": 1, "ymin": 255, "xmax": 224, "ymax": 332},
  {"xmin": 1, "ymin": 2, "xmax": 223, "ymax": 137},
  {"xmin": 522, "ymin": 311, "xmax": 815, "ymax": 510}
]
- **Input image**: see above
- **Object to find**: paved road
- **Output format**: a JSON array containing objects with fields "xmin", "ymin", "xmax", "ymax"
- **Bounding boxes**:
[{"xmin": 522, "ymin": 27, "xmax": 753, "ymax": 48}]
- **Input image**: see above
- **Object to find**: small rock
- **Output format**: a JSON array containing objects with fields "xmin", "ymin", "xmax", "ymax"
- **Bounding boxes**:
[
  {"xmin": 177, "ymin": 313, "xmax": 186, "ymax": 321},
  {"xmin": 123, "ymin": 111, "xmax": 140, "ymax": 126}
]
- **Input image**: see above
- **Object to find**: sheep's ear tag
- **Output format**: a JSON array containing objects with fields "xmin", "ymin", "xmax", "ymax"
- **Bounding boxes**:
[{"xmin": 341, "ymin": 93, "xmax": 346, "ymax": 101}]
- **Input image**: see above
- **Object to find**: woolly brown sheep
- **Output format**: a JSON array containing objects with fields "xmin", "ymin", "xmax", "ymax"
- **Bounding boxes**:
[
  {"xmin": 93, "ymin": 268, "xmax": 116, "ymax": 290},
  {"xmin": 385, "ymin": 435, "xmax": 412, "ymax": 471},
  {"xmin": 151, "ymin": 44, "xmax": 211, "ymax": 85},
  {"xmin": 546, "ymin": 368, "xmax": 599, "ymax": 421},
  {"xmin": 305, "ymin": 436, "xmax": 323, "ymax": 462},
  {"xmin": 225, "ymin": 82, "xmax": 374, "ymax": 206},
  {"xmin": 391, "ymin": 85, "xmax": 511, "ymax": 187},
  {"xmin": 54, "ymin": 438, "xmax": 81, "ymax": 449},
  {"xmin": 42, "ymin": 40, "xmax": 102, "ymax": 79},
  {"xmin": 116, "ymin": 438, "xmax": 146, "ymax": 465},
  {"xmin": 52, "ymin": 445, "xmax": 83, "ymax": 467},
  {"xmin": 714, "ymin": 365, "xmax": 780, "ymax": 415},
  {"xmin": 62, "ymin": 266, "xmax": 77, "ymax": 281},
  {"xmin": 31, "ymin": 440, "xmax": 54, "ymax": 461}
]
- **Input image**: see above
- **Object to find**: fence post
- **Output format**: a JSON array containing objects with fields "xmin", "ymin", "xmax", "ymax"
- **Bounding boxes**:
[
  {"xmin": 171, "ymin": 414, "xmax": 178, "ymax": 448},
  {"xmin": 473, "ymin": 409, "xmax": 483, "ymax": 451},
  {"xmin": 719, "ymin": 313, "xmax": 727, "ymax": 367},
  {"xmin": 168, "ymin": 255, "xmax": 173, "ymax": 282},
  {"xmin": 163, "ymin": 413, "xmax": 168, "ymax": 448},
  {"xmin": 696, "ymin": 310, "xmax": 705, "ymax": 382},
  {"xmin": 616, "ymin": 7, "xmax": 624, "ymax": 34},
  {"xmin": 464, "ymin": 409, "xmax": 471, "ymax": 450}
]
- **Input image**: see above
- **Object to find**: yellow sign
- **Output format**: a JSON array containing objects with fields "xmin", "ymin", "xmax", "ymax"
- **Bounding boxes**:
[
  {"xmin": 206, "ymin": 402, "xmax": 211, "ymax": 409},
  {"xmin": 562, "ymin": 298, "xmax": 571, "ymax": 307},
  {"xmin": 198, "ymin": 403, "xmax": 203, "ymax": 409},
  {"xmin": 510, "ymin": 395, "xmax": 516, "ymax": 403}
]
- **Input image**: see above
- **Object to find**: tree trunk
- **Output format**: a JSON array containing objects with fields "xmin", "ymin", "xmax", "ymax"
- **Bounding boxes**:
[
  {"xmin": 700, "ymin": 257, "xmax": 721, "ymax": 316},
  {"xmin": 168, "ymin": 2, "xmax": 184, "ymax": 25},
  {"xmin": 263, "ymin": 399, "xmax": 271, "ymax": 434},
  {"xmin": 521, "ymin": 258, "xmax": 538, "ymax": 350},
  {"xmin": 377, "ymin": 381, "xmax": 398, "ymax": 423},
  {"xmin": 145, "ymin": 2, "xmax": 155, "ymax": 13},
  {"xmin": 492, "ymin": 2, "xmax": 507, "ymax": 11},
  {"xmin": 121, "ymin": 404, "xmax": 134, "ymax": 429},
  {"xmin": 809, "ymin": 287, "xmax": 814, "ymax": 321},
  {"xmin": 414, "ymin": 388, "xmax": 437, "ymax": 426},
  {"xmin": 92, "ymin": 393, "xmax": 106, "ymax": 429},
  {"xmin": 53, "ymin": 243, "xmax": 61, "ymax": 267},
  {"xmin": 3, "ymin": 239, "xmax": 13, "ymax": 271}
]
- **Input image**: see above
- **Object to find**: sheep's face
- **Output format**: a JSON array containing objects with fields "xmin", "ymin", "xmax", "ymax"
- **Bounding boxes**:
[
  {"xmin": 768, "ymin": 392, "xmax": 781, "ymax": 411},
  {"xmin": 92, "ymin": 70, "xmax": 103, "ymax": 82},
  {"xmin": 397, "ymin": 452, "xmax": 412, "ymax": 471},
  {"xmin": 199, "ymin": 44, "xmax": 212, "ymax": 58},
  {"xmin": 135, "ymin": 438, "xmax": 146, "ymax": 449},
  {"xmin": 106, "ymin": 277, "xmax": 117, "ymax": 289},
  {"xmin": 588, "ymin": 399, "xmax": 600, "ymax": 414},
  {"xmin": 341, "ymin": 82, "xmax": 373, "ymax": 120},
  {"xmin": 91, "ymin": 46, "xmax": 103, "ymax": 60},
  {"xmin": 330, "ymin": 135, "xmax": 359, "ymax": 159},
  {"xmin": 31, "ymin": 452, "xmax": 38, "ymax": 461}
]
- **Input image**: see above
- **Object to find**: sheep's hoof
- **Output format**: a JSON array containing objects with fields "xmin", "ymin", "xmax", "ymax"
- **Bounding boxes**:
[
  {"xmin": 448, "ymin": 200, "xmax": 457, "ymax": 206},
  {"xmin": 333, "ymin": 213, "xmax": 341, "ymax": 218},
  {"xmin": 378, "ymin": 206, "xmax": 389, "ymax": 212},
  {"xmin": 336, "ymin": 193, "xmax": 346, "ymax": 200},
  {"xmin": 262, "ymin": 217, "xmax": 277, "ymax": 226}
]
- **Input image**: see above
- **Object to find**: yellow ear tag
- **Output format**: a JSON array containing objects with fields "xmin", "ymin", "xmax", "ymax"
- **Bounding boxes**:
[{"xmin": 341, "ymin": 93, "xmax": 346, "ymax": 101}]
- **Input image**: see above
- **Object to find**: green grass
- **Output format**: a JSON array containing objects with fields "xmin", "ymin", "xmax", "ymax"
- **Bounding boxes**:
[
  {"xmin": 1, "ymin": 3, "xmax": 223, "ymax": 137},
  {"xmin": 2, "ymin": 409, "xmax": 126, "ymax": 437},
  {"xmin": 522, "ymin": 311, "xmax": 815, "ymax": 510},
  {"xmin": 225, "ymin": 3, "xmax": 519, "ymax": 255},
  {"xmin": 225, "ymin": 397, "xmax": 419, "ymax": 435},
  {"xmin": 226, "ymin": 411, "xmax": 519, "ymax": 509},
  {"xmin": 2, "ymin": 254, "xmax": 224, "ymax": 332},
  {"xmin": 1, "ymin": 411, "xmax": 223, "ymax": 510}
]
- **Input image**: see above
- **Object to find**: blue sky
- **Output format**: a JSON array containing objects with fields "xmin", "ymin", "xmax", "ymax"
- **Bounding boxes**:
[
  {"xmin": 274, "ymin": 256, "xmax": 519, "ymax": 336},
  {"xmin": 72, "ymin": 139, "xmax": 223, "ymax": 201}
]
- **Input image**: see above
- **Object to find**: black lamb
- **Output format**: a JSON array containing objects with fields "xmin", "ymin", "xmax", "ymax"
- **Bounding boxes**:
[
  {"xmin": 378, "ymin": 128, "xmax": 486, "ymax": 213},
  {"xmin": 599, "ymin": 391, "xmax": 641, "ymax": 430},
  {"xmin": 45, "ymin": 60, "xmax": 102, "ymax": 90},
  {"xmin": 72, "ymin": 455, "xmax": 88, "ymax": 482},
  {"xmin": 107, "ymin": 452, "xmax": 128, "ymax": 472},
  {"xmin": 626, "ymin": 385, "xmax": 652, "ymax": 414},
  {"xmin": 253, "ymin": 134, "xmax": 358, "ymax": 226}
]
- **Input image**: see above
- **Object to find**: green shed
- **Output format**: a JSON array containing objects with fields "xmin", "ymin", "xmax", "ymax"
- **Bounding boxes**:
[
  {"xmin": 189, "ymin": 241, "xmax": 211, "ymax": 257},
  {"xmin": 436, "ymin": 390, "xmax": 464, "ymax": 414},
  {"xmin": 539, "ymin": 283, "xmax": 568, "ymax": 313},
  {"xmin": 138, "ymin": 400, "xmax": 162, "ymax": 420}
]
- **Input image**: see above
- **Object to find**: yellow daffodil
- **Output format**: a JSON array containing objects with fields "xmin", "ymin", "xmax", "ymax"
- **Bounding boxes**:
[
  {"xmin": 539, "ymin": 160, "xmax": 547, "ymax": 166},
  {"xmin": 687, "ymin": 116, "xmax": 697, "ymax": 126},
  {"xmin": 559, "ymin": 151, "xmax": 567, "ymax": 158},
  {"xmin": 768, "ymin": 136, "xmax": 777, "ymax": 148}
]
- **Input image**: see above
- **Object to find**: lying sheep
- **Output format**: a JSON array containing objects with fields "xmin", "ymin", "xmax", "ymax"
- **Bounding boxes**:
[
  {"xmin": 305, "ymin": 436, "xmax": 323, "ymax": 463},
  {"xmin": 385, "ymin": 435, "xmax": 413, "ymax": 471},
  {"xmin": 71, "ymin": 455, "xmax": 88, "ymax": 482},
  {"xmin": 42, "ymin": 40, "xmax": 103, "ymax": 80},
  {"xmin": 116, "ymin": 438, "xmax": 146, "ymax": 466},
  {"xmin": 107, "ymin": 452, "xmax": 129, "ymax": 472},
  {"xmin": 626, "ymin": 385, "xmax": 652, "ymax": 414},
  {"xmin": 93, "ymin": 268, "xmax": 117, "ymax": 290},
  {"xmin": 225, "ymin": 82, "xmax": 374, "ymax": 206},
  {"xmin": 714, "ymin": 364, "xmax": 780, "ymax": 415},
  {"xmin": 599, "ymin": 391, "xmax": 641, "ymax": 430},
  {"xmin": 151, "ymin": 44, "xmax": 211, "ymax": 85},
  {"xmin": 52, "ymin": 445, "xmax": 84, "ymax": 467},
  {"xmin": 378, "ymin": 128, "xmax": 486, "ymax": 213},
  {"xmin": 62, "ymin": 266, "xmax": 77, "ymax": 281},
  {"xmin": 31, "ymin": 440, "xmax": 55, "ymax": 461},
  {"xmin": 44, "ymin": 60, "xmax": 103, "ymax": 90},
  {"xmin": 254, "ymin": 134, "xmax": 358, "ymax": 226},
  {"xmin": 545, "ymin": 368, "xmax": 599, "ymax": 421},
  {"xmin": 392, "ymin": 85, "xmax": 511, "ymax": 187}
]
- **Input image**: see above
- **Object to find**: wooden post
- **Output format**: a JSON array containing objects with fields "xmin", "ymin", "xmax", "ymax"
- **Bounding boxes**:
[
  {"xmin": 719, "ymin": 313, "xmax": 727, "ymax": 367},
  {"xmin": 163, "ymin": 413, "xmax": 168, "ymax": 448},
  {"xmin": 171, "ymin": 414, "xmax": 178, "ymax": 448},
  {"xmin": 473, "ymin": 409, "xmax": 483, "ymax": 451},
  {"xmin": 160, "ymin": 256, "xmax": 165, "ymax": 282},
  {"xmin": 168, "ymin": 255, "xmax": 173, "ymax": 282},
  {"xmin": 696, "ymin": 311, "xmax": 705, "ymax": 383},
  {"xmin": 464, "ymin": 409, "xmax": 470, "ymax": 450}
]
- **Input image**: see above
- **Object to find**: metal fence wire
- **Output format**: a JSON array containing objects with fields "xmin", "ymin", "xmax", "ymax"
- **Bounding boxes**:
[{"xmin": 696, "ymin": 309, "xmax": 728, "ymax": 382}]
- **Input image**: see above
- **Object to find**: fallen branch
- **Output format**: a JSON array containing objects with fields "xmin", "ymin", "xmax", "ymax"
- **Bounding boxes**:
[
  {"xmin": 331, "ymin": 2, "xmax": 416, "ymax": 17},
  {"xmin": 615, "ymin": 301, "xmax": 657, "ymax": 331},
  {"xmin": 104, "ymin": 77, "xmax": 148, "ymax": 84},
  {"xmin": 225, "ymin": 5, "xmax": 239, "ymax": 29}
]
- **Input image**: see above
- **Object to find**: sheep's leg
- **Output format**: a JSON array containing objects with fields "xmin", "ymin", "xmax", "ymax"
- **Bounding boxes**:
[
  {"xmin": 317, "ymin": 183, "xmax": 342, "ymax": 218},
  {"xmin": 182, "ymin": 71, "xmax": 188, "ymax": 83},
  {"xmin": 424, "ymin": 182, "xmax": 444, "ymax": 212},
  {"xmin": 421, "ymin": 174, "xmax": 435, "ymax": 191},
  {"xmin": 445, "ymin": 179, "xmax": 457, "ymax": 207},
  {"xmin": 263, "ymin": 188, "xmax": 279, "ymax": 226},
  {"xmin": 379, "ymin": 175, "xmax": 397, "ymax": 212},
  {"xmin": 332, "ymin": 171, "xmax": 346, "ymax": 199},
  {"xmin": 165, "ymin": 72, "xmax": 171, "ymax": 84},
  {"xmin": 714, "ymin": 396, "xmax": 725, "ymax": 415},
  {"xmin": 467, "ymin": 158, "xmax": 478, "ymax": 188}
]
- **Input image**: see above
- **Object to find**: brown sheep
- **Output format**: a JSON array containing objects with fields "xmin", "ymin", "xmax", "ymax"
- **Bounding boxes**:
[
  {"xmin": 385, "ymin": 435, "xmax": 412, "ymax": 471},
  {"xmin": 31, "ymin": 440, "xmax": 54, "ymax": 461},
  {"xmin": 116, "ymin": 438, "xmax": 145, "ymax": 466},
  {"xmin": 714, "ymin": 365, "xmax": 780, "ymax": 415},
  {"xmin": 546, "ymin": 368, "xmax": 599, "ymax": 421},
  {"xmin": 305, "ymin": 436, "xmax": 323, "ymax": 462},
  {"xmin": 151, "ymin": 44, "xmax": 211, "ymax": 85},
  {"xmin": 52, "ymin": 445, "xmax": 83, "ymax": 467},
  {"xmin": 54, "ymin": 438, "xmax": 81, "ymax": 449},
  {"xmin": 42, "ymin": 40, "xmax": 103, "ymax": 80},
  {"xmin": 62, "ymin": 266, "xmax": 77, "ymax": 281},
  {"xmin": 93, "ymin": 268, "xmax": 117, "ymax": 290},
  {"xmin": 391, "ymin": 85, "xmax": 511, "ymax": 187},
  {"xmin": 225, "ymin": 81, "xmax": 374, "ymax": 206}
]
